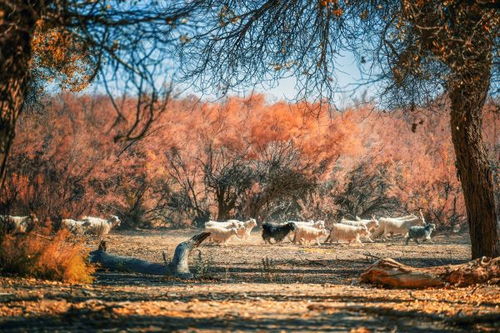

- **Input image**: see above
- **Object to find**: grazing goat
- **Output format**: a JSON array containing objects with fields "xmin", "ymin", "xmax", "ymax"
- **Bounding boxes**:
[
  {"xmin": 293, "ymin": 225, "xmax": 329, "ymax": 245},
  {"xmin": 81, "ymin": 215, "xmax": 121, "ymax": 237},
  {"xmin": 205, "ymin": 226, "xmax": 240, "ymax": 245},
  {"xmin": 0, "ymin": 214, "xmax": 38, "ymax": 233},
  {"xmin": 339, "ymin": 216, "xmax": 378, "ymax": 242},
  {"xmin": 61, "ymin": 218, "xmax": 87, "ymax": 235},
  {"xmin": 406, "ymin": 223, "xmax": 436, "ymax": 245},
  {"xmin": 262, "ymin": 222, "xmax": 296, "ymax": 244},
  {"xmin": 327, "ymin": 223, "xmax": 369, "ymax": 244},
  {"xmin": 372, "ymin": 212, "xmax": 424, "ymax": 240}
]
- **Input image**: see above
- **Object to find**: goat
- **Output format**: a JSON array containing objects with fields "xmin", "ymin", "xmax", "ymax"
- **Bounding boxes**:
[
  {"xmin": 287, "ymin": 220, "xmax": 325, "ymax": 242},
  {"xmin": 61, "ymin": 218, "xmax": 87, "ymax": 235},
  {"xmin": 406, "ymin": 223, "xmax": 436, "ymax": 245},
  {"xmin": 204, "ymin": 219, "xmax": 247, "ymax": 238},
  {"xmin": 262, "ymin": 222, "xmax": 296, "ymax": 244},
  {"xmin": 81, "ymin": 215, "xmax": 121, "ymax": 237},
  {"xmin": 327, "ymin": 223, "xmax": 369, "ymax": 244},
  {"xmin": 293, "ymin": 225, "xmax": 329, "ymax": 245},
  {"xmin": 238, "ymin": 218, "xmax": 257, "ymax": 239},
  {"xmin": 291, "ymin": 220, "xmax": 325, "ymax": 229},
  {"xmin": 340, "ymin": 216, "xmax": 378, "ymax": 242},
  {"xmin": 0, "ymin": 213, "xmax": 38, "ymax": 233},
  {"xmin": 205, "ymin": 220, "xmax": 242, "ymax": 229},
  {"xmin": 372, "ymin": 211, "xmax": 424, "ymax": 240},
  {"xmin": 204, "ymin": 226, "xmax": 240, "ymax": 245},
  {"xmin": 341, "ymin": 216, "xmax": 378, "ymax": 230}
]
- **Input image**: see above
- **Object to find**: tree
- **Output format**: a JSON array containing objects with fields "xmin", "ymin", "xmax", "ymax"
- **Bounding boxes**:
[
  {"xmin": 0, "ymin": 0, "xmax": 186, "ymax": 187},
  {"xmin": 174, "ymin": 1, "xmax": 499, "ymax": 258},
  {"xmin": 2, "ymin": 0, "xmax": 497, "ymax": 257},
  {"xmin": 201, "ymin": 145, "xmax": 255, "ymax": 220},
  {"xmin": 333, "ymin": 159, "xmax": 400, "ymax": 219},
  {"xmin": 159, "ymin": 95, "xmax": 358, "ymax": 224}
]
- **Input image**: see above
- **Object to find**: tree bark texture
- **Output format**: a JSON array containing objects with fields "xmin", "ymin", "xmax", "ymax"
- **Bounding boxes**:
[
  {"xmin": 88, "ymin": 232, "xmax": 210, "ymax": 278},
  {"xmin": 449, "ymin": 67, "xmax": 498, "ymax": 259},
  {"xmin": 0, "ymin": 1, "xmax": 40, "ymax": 188},
  {"xmin": 361, "ymin": 257, "xmax": 499, "ymax": 289}
]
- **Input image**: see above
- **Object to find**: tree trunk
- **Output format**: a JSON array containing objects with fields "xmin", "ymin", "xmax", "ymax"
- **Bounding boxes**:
[
  {"xmin": 88, "ymin": 232, "xmax": 210, "ymax": 279},
  {"xmin": 0, "ymin": 2, "xmax": 40, "ymax": 188},
  {"xmin": 216, "ymin": 191, "xmax": 230, "ymax": 220},
  {"xmin": 360, "ymin": 257, "xmax": 500, "ymax": 289},
  {"xmin": 448, "ymin": 65, "xmax": 498, "ymax": 259}
]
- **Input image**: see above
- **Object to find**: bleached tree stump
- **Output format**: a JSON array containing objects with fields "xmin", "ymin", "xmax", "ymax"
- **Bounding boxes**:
[
  {"xmin": 360, "ymin": 257, "xmax": 500, "ymax": 289},
  {"xmin": 88, "ymin": 232, "xmax": 210, "ymax": 279}
]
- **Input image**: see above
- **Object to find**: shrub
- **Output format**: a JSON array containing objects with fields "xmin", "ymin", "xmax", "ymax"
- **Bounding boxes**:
[{"xmin": 0, "ymin": 228, "xmax": 94, "ymax": 283}]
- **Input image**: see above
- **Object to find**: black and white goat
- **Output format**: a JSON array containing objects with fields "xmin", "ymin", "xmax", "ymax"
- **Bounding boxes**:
[{"xmin": 405, "ymin": 223, "xmax": 436, "ymax": 245}]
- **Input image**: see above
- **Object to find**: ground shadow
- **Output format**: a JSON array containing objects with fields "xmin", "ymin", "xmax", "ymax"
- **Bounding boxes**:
[{"xmin": 0, "ymin": 305, "xmax": 471, "ymax": 332}]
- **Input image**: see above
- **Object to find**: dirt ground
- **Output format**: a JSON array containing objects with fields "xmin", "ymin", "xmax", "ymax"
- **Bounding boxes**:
[{"xmin": 0, "ymin": 230, "xmax": 498, "ymax": 332}]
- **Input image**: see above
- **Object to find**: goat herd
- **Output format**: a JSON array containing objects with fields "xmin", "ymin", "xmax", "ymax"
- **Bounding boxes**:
[
  {"xmin": 1, "ymin": 211, "xmax": 436, "ymax": 247},
  {"xmin": 0, "ymin": 214, "xmax": 121, "ymax": 238},
  {"xmin": 204, "ymin": 211, "xmax": 437, "ymax": 246}
]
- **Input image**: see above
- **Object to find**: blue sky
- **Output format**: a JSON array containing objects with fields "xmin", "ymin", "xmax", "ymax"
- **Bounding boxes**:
[
  {"xmin": 176, "ymin": 50, "xmax": 374, "ymax": 108},
  {"xmin": 262, "ymin": 54, "xmax": 368, "ymax": 105},
  {"xmin": 87, "ymin": 49, "xmax": 375, "ymax": 109}
]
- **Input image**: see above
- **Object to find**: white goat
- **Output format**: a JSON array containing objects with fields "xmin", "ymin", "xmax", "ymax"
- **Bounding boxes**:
[
  {"xmin": 205, "ymin": 226, "xmax": 240, "ymax": 245},
  {"xmin": 293, "ymin": 225, "xmax": 329, "ymax": 245},
  {"xmin": 287, "ymin": 220, "xmax": 325, "ymax": 242},
  {"xmin": 235, "ymin": 218, "xmax": 257, "ymax": 239},
  {"xmin": 0, "ymin": 214, "xmax": 38, "ymax": 233},
  {"xmin": 81, "ymin": 215, "xmax": 121, "ymax": 237},
  {"xmin": 61, "ymin": 218, "xmax": 87, "ymax": 235},
  {"xmin": 204, "ymin": 219, "xmax": 247, "ymax": 238},
  {"xmin": 340, "ymin": 216, "xmax": 378, "ymax": 242},
  {"xmin": 291, "ymin": 220, "xmax": 326, "ymax": 229},
  {"xmin": 205, "ymin": 220, "xmax": 242, "ymax": 229},
  {"xmin": 341, "ymin": 217, "xmax": 378, "ymax": 230},
  {"xmin": 327, "ymin": 223, "xmax": 370, "ymax": 244},
  {"xmin": 373, "ymin": 211, "xmax": 424, "ymax": 240}
]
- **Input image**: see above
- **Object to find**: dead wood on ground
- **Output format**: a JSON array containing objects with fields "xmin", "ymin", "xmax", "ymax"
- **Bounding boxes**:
[
  {"xmin": 360, "ymin": 257, "xmax": 499, "ymax": 289},
  {"xmin": 88, "ymin": 232, "xmax": 210, "ymax": 279}
]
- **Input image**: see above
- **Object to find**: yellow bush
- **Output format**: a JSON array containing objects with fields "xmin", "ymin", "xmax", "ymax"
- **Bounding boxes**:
[{"xmin": 0, "ymin": 228, "xmax": 94, "ymax": 283}]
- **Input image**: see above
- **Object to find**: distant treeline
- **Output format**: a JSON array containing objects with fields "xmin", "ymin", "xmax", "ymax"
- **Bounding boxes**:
[{"xmin": 1, "ymin": 94, "xmax": 498, "ymax": 229}]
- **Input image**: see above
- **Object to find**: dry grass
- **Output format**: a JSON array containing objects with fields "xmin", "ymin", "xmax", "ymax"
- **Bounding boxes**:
[{"xmin": 0, "ymin": 228, "xmax": 94, "ymax": 283}]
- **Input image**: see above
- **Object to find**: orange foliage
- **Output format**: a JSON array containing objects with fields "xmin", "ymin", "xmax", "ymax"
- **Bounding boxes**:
[
  {"xmin": 149, "ymin": 95, "xmax": 362, "ymax": 177},
  {"xmin": 336, "ymin": 100, "xmax": 498, "ymax": 226},
  {"xmin": 31, "ymin": 20, "xmax": 94, "ymax": 92},
  {"xmin": 139, "ymin": 95, "xmax": 363, "ymax": 222},
  {"xmin": 0, "ymin": 228, "xmax": 94, "ymax": 283},
  {"xmin": 1, "ymin": 92, "xmax": 498, "ymax": 228}
]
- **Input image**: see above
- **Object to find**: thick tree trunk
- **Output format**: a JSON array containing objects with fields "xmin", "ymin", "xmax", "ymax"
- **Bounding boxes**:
[
  {"xmin": 361, "ymin": 257, "xmax": 500, "ymax": 289},
  {"xmin": 0, "ymin": 2, "xmax": 40, "ymax": 188},
  {"xmin": 88, "ymin": 232, "xmax": 210, "ymax": 279},
  {"xmin": 448, "ymin": 65, "xmax": 498, "ymax": 259}
]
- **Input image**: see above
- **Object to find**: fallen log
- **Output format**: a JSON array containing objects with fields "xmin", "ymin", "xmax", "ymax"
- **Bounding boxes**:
[
  {"xmin": 360, "ymin": 257, "xmax": 500, "ymax": 289},
  {"xmin": 88, "ymin": 232, "xmax": 210, "ymax": 279}
]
